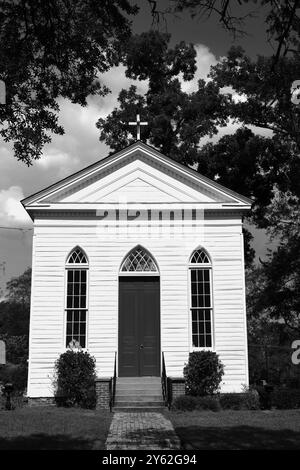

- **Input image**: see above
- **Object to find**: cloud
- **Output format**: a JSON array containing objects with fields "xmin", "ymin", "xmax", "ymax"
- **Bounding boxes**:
[
  {"xmin": 0, "ymin": 186, "xmax": 31, "ymax": 225},
  {"xmin": 100, "ymin": 65, "xmax": 149, "ymax": 109},
  {"xmin": 181, "ymin": 44, "xmax": 218, "ymax": 93}
]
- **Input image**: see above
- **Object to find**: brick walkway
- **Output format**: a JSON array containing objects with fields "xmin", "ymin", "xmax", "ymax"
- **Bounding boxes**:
[{"xmin": 105, "ymin": 412, "xmax": 182, "ymax": 450}]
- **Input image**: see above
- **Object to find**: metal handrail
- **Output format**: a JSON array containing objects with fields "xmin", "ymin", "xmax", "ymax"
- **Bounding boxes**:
[
  {"xmin": 110, "ymin": 351, "xmax": 117, "ymax": 412},
  {"xmin": 161, "ymin": 352, "xmax": 170, "ymax": 409}
]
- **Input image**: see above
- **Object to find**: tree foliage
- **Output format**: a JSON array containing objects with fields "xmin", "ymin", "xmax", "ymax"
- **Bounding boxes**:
[
  {"xmin": 6, "ymin": 267, "xmax": 31, "ymax": 307},
  {"xmin": 97, "ymin": 30, "xmax": 230, "ymax": 164},
  {"xmin": 172, "ymin": 0, "xmax": 300, "ymax": 63},
  {"xmin": 208, "ymin": 47, "xmax": 300, "ymax": 332},
  {"xmin": 0, "ymin": 268, "xmax": 31, "ymax": 336},
  {"xmin": 0, "ymin": 0, "xmax": 138, "ymax": 164}
]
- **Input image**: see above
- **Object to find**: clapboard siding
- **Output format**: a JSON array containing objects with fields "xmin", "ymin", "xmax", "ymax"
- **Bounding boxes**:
[{"xmin": 27, "ymin": 215, "xmax": 248, "ymax": 397}]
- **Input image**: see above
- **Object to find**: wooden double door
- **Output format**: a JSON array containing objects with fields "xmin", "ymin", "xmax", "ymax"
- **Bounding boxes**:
[{"xmin": 118, "ymin": 276, "xmax": 160, "ymax": 377}]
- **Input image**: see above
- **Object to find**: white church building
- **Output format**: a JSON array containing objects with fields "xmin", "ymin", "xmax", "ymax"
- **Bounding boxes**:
[{"xmin": 22, "ymin": 141, "xmax": 251, "ymax": 404}]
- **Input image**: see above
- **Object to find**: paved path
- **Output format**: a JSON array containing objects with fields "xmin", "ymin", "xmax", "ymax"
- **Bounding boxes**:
[{"xmin": 105, "ymin": 412, "xmax": 182, "ymax": 450}]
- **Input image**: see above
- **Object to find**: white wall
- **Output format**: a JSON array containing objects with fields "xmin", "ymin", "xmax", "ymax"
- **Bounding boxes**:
[{"xmin": 27, "ymin": 211, "xmax": 248, "ymax": 397}]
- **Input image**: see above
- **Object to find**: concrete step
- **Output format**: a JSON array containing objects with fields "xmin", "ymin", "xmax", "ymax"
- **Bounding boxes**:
[
  {"xmin": 115, "ymin": 395, "xmax": 163, "ymax": 402},
  {"xmin": 115, "ymin": 396, "xmax": 163, "ymax": 402},
  {"xmin": 115, "ymin": 389, "xmax": 162, "ymax": 395},
  {"xmin": 117, "ymin": 377, "xmax": 161, "ymax": 383},
  {"xmin": 114, "ymin": 376, "xmax": 164, "ymax": 410},
  {"xmin": 116, "ymin": 383, "xmax": 162, "ymax": 391},
  {"xmin": 113, "ymin": 406, "xmax": 165, "ymax": 412},
  {"xmin": 115, "ymin": 401, "xmax": 164, "ymax": 407}
]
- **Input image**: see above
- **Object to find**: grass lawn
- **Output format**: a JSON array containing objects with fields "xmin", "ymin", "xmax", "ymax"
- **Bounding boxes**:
[
  {"xmin": 0, "ymin": 406, "xmax": 112, "ymax": 450},
  {"xmin": 167, "ymin": 409, "xmax": 300, "ymax": 450}
]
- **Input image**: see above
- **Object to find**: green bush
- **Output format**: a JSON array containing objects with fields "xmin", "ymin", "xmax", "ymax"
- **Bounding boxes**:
[
  {"xmin": 172, "ymin": 394, "xmax": 221, "ymax": 411},
  {"xmin": 172, "ymin": 395, "xmax": 198, "ymax": 411},
  {"xmin": 172, "ymin": 391, "xmax": 260, "ymax": 411},
  {"xmin": 195, "ymin": 395, "xmax": 221, "ymax": 411},
  {"xmin": 54, "ymin": 350, "xmax": 97, "ymax": 409},
  {"xmin": 0, "ymin": 362, "xmax": 28, "ymax": 392},
  {"xmin": 271, "ymin": 388, "xmax": 300, "ymax": 409},
  {"xmin": 219, "ymin": 391, "xmax": 260, "ymax": 410},
  {"xmin": 183, "ymin": 351, "xmax": 224, "ymax": 396}
]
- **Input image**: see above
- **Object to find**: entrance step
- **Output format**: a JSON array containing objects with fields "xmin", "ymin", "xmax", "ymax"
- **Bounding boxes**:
[{"xmin": 114, "ymin": 377, "xmax": 165, "ymax": 411}]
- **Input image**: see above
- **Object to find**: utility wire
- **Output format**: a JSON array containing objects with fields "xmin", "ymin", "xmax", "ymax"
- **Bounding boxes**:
[{"xmin": 0, "ymin": 226, "xmax": 32, "ymax": 231}]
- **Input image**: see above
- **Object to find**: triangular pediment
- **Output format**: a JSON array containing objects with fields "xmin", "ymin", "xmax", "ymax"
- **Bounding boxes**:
[{"xmin": 22, "ymin": 142, "xmax": 252, "ymax": 211}]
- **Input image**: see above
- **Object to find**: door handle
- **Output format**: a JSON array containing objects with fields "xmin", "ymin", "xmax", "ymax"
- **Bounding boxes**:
[{"xmin": 140, "ymin": 344, "xmax": 144, "ymax": 349}]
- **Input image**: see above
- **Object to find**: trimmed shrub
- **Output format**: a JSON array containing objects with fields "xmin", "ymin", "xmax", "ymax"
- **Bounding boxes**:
[
  {"xmin": 195, "ymin": 395, "xmax": 221, "ymax": 411},
  {"xmin": 219, "ymin": 391, "xmax": 260, "ymax": 410},
  {"xmin": 172, "ymin": 395, "xmax": 198, "ymax": 411},
  {"xmin": 271, "ymin": 388, "xmax": 300, "ymax": 409},
  {"xmin": 172, "ymin": 394, "xmax": 221, "ymax": 411},
  {"xmin": 184, "ymin": 351, "xmax": 224, "ymax": 396},
  {"xmin": 54, "ymin": 350, "xmax": 97, "ymax": 409}
]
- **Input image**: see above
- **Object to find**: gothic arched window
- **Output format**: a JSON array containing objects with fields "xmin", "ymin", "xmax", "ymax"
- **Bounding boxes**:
[
  {"xmin": 189, "ymin": 248, "xmax": 213, "ymax": 348},
  {"xmin": 65, "ymin": 247, "xmax": 88, "ymax": 348},
  {"xmin": 120, "ymin": 246, "xmax": 158, "ymax": 273}
]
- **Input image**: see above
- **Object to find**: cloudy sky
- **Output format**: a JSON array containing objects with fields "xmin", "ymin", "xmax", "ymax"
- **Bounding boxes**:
[{"xmin": 0, "ymin": 1, "xmax": 276, "ymax": 291}]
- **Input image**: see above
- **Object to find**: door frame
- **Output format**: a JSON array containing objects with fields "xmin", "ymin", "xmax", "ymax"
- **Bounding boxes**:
[{"xmin": 118, "ymin": 274, "xmax": 161, "ymax": 377}]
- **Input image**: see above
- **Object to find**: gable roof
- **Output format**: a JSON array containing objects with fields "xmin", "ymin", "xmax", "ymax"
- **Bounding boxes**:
[{"xmin": 22, "ymin": 141, "xmax": 252, "ymax": 213}]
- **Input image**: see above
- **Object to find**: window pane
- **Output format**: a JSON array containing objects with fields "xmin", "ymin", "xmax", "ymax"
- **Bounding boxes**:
[
  {"xmin": 74, "ymin": 283, "xmax": 80, "ymax": 295},
  {"xmin": 121, "ymin": 247, "xmax": 158, "ymax": 272},
  {"xmin": 73, "ymin": 322, "xmax": 79, "ymax": 335},
  {"xmin": 67, "ymin": 248, "xmax": 88, "ymax": 264},
  {"xmin": 190, "ymin": 266, "xmax": 212, "ymax": 348},
  {"xmin": 66, "ymin": 310, "xmax": 87, "ymax": 348},
  {"xmin": 190, "ymin": 249, "xmax": 210, "ymax": 264},
  {"xmin": 191, "ymin": 295, "xmax": 198, "ymax": 308},
  {"xmin": 192, "ymin": 310, "xmax": 198, "ymax": 322},
  {"xmin": 199, "ymin": 335, "xmax": 205, "ymax": 347},
  {"xmin": 80, "ymin": 322, "xmax": 86, "ymax": 335},
  {"xmin": 205, "ymin": 310, "xmax": 211, "ymax": 321},
  {"xmin": 66, "ymin": 335, "xmax": 72, "ymax": 347},
  {"xmin": 191, "ymin": 309, "xmax": 212, "ymax": 349},
  {"xmin": 67, "ymin": 311, "xmax": 73, "ymax": 322}
]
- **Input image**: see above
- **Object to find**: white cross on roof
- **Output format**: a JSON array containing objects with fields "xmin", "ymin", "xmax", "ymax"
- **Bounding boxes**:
[{"xmin": 128, "ymin": 114, "xmax": 148, "ymax": 140}]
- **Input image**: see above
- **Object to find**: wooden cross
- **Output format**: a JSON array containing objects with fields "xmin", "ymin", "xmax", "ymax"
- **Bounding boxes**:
[{"xmin": 128, "ymin": 114, "xmax": 148, "ymax": 140}]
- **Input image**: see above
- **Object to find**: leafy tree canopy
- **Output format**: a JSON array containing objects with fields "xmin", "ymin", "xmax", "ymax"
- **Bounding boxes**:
[
  {"xmin": 0, "ymin": 268, "xmax": 31, "ymax": 336},
  {"xmin": 6, "ymin": 267, "xmax": 31, "ymax": 307},
  {"xmin": 0, "ymin": 0, "xmax": 138, "ymax": 164},
  {"xmin": 172, "ymin": 0, "xmax": 300, "ymax": 63},
  {"xmin": 97, "ymin": 30, "xmax": 230, "ymax": 164}
]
